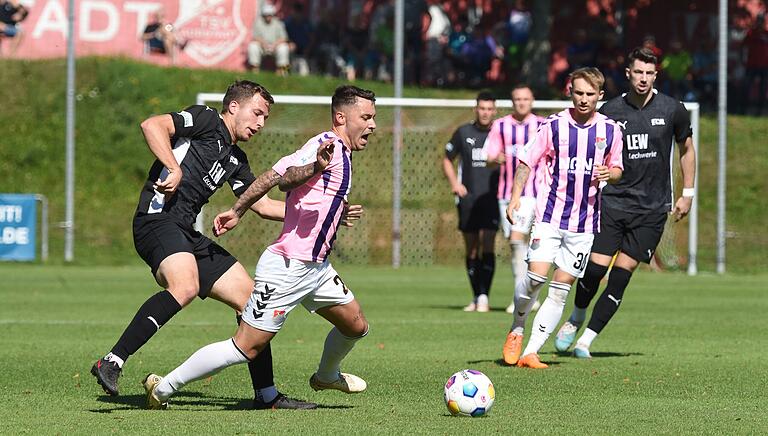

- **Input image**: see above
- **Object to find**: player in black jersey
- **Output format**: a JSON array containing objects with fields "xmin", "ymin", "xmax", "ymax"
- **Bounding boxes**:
[
  {"xmin": 91, "ymin": 81, "xmax": 332, "ymax": 409},
  {"xmin": 441, "ymin": 92, "xmax": 500, "ymax": 312},
  {"xmin": 554, "ymin": 48, "xmax": 697, "ymax": 357}
]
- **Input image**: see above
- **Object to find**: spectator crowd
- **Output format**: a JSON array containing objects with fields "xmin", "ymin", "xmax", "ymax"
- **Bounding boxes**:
[{"xmin": 2, "ymin": 0, "xmax": 766, "ymax": 114}]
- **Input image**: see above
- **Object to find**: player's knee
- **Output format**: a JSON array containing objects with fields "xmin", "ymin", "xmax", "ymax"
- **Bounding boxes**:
[
  {"xmin": 167, "ymin": 284, "xmax": 199, "ymax": 306},
  {"xmin": 547, "ymin": 281, "xmax": 571, "ymax": 305},
  {"xmin": 527, "ymin": 271, "xmax": 547, "ymax": 292},
  {"xmin": 338, "ymin": 312, "xmax": 368, "ymax": 338}
]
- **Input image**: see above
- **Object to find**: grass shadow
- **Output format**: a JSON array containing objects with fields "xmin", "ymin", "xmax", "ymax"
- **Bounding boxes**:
[
  {"xmin": 90, "ymin": 392, "xmax": 351, "ymax": 412},
  {"xmin": 553, "ymin": 351, "xmax": 645, "ymax": 358}
]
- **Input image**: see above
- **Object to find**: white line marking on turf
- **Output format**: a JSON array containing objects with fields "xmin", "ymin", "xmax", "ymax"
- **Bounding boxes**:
[{"xmin": 0, "ymin": 319, "xmax": 230, "ymax": 326}]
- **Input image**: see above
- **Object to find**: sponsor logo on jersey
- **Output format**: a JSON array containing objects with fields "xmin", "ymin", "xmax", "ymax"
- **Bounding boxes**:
[
  {"xmin": 568, "ymin": 157, "xmax": 594, "ymax": 173},
  {"xmin": 616, "ymin": 120, "xmax": 628, "ymax": 130},
  {"xmin": 466, "ymin": 137, "xmax": 476, "ymax": 145},
  {"xmin": 174, "ymin": 0, "xmax": 249, "ymax": 67},
  {"xmin": 178, "ymin": 110, "xmax": 194, "ymax": 127},
  {"xmin": 229, "ymin": 155, "xmax": 239, "ymax": 165},
  {"xmin": 626, "ymin": 133, "xmax": 649, "ymax": 150},
  {"xmin": 651, "ymin": 118, "xmax": 666, "ymax": 126}
]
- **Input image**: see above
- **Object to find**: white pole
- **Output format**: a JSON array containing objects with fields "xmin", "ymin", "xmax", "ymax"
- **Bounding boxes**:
[
  {"xmin": 716, "ymin": 0, "xmax": 727, "ymax": 273},
  {"xmin": 392, "ymin": 0, "xmax": 404, "ymax": 268},
  {"xmin": 64, "ymin": 0, "xmax": 76, "ymax": 262},
  {"xmin": 688, "ymin": 105, "xmax": 699, "ymax": 275}
]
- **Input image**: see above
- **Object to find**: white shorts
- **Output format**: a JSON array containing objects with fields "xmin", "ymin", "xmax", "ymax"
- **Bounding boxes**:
[
  {"xmin": 526, "ymin": 222, "xmax": 594, "ymax": 278},
  {"xmin": 499, "ymin": 197, "xmax": 536, "ymax": 238},
  {"xmin": 241, "ymin": 249, "xmax": 355, "ymax": 333}
]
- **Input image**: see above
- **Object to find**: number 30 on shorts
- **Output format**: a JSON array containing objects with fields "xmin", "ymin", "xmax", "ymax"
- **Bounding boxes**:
[{"xmin": 573, "ymin": 253, "xmax": 588, "ymax": 272}]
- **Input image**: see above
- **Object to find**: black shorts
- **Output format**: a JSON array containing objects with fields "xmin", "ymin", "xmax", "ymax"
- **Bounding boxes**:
[
  {"xmin": 133, "ymin": 214, "xmax": 238, "ymax": 299},
  {"xmin": 457, "ymin": 193, "xmax": 499, "ymax": 232},
  {"xmin": 592, "ymin": 207, "xmax": 667, "ymax": 264}
]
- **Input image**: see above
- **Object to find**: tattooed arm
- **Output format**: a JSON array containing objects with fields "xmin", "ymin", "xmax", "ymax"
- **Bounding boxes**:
[
  {"xmin": 506, "ymin": 163, "xmax": 531, "ymax": 225},
  {"xmin": 278, "ymin": 138, "xmax": 336, "ymax": 192},
  {"xmin": 212, "ymin": 169, "xmax": 281, "ymax": 236}
]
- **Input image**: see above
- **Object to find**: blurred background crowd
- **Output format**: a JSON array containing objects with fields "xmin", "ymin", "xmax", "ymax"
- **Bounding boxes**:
[{"xmin": 2, "ymin": 0, "xmax": 767, "ymax": 114}]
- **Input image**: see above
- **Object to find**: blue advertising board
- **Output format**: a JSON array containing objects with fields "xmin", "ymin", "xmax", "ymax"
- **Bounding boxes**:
[{"xmin": 0, "ymin": 194, "xmax": 37, "ymax": 261}]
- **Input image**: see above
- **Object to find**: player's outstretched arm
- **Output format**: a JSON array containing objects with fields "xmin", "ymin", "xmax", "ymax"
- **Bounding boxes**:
[
  {"xmin": 249, "ymin": 195, "xmax": 285, "ymax": 222},
  {"xmin": 279, "ymin": 138, "xmax": 335, "ymax": 191},
  {"xmin": 233, "ymin": 169, "xmax": 282, "ymax": 217}
]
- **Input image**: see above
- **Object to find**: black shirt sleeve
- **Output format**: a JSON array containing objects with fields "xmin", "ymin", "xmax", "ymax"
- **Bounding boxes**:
[
  {"xmin": 229, "ymin": 147, "xmax": 257, "ymax": 197},
  {"xmin": 169, "ymin": 105, "xmax": 219, "ymax": 139},
  {"xmin": 445, "ymin": 128, "xmax": 463, "ymax": 160},
  {"xmin": 672, "ymin": 101, "xmax": 693, "ymax": 143}
]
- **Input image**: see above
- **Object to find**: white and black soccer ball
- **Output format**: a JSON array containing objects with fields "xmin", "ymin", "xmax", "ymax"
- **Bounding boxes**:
[{"xmin": 444, "ymin": 369, "xmax": 495, "ymax": 417}]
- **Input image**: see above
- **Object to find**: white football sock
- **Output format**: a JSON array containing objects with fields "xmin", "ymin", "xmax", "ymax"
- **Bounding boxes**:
[
  {"xmin": 522, "ymin": 281, "xmax": 571, "ymax": 356},
  {"xmin": 104, "ymin": 352, "xmax": 124, "ymax": 368},
  {"xmin": 569, "ymin": 307, "xmax": 588, "ymax": 326},
  {"xmin": 511, "ymin": 271, "xmax": 547, "ymax": 334},
  {"xmin": 155, "ymin": 338, "xmax": 249, "ymax": 401},
  {"xmin": 510, "ymin": 240, "xmax": 528, "ymax": 281},
  {"xmin": 316, "ymin": 327, "xmax": 367, "ymax": 383},
  {"xmin": 576, "ymin": 328, "xmax": 598, "ymax": 348}
]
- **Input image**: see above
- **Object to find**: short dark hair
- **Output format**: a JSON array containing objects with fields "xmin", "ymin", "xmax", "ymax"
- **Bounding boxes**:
[
  {"xmin": 331, "ymin": 85, "xmax": 376, "ymax": 113},
  {"xmin": 476, "ymin": 91, "xmax": 495, "ymax": 103},
  {"xmin": 627, "ymin": 47, "xmax": 658, "ymax": 67},
  {"xmin": 222, "ymin": 80, "xmax": 274, "ymax": 112}
]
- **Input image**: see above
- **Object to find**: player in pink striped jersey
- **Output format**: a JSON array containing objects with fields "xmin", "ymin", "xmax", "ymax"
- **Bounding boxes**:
[
  {"xmin": 501, "ymin": 68, "xmax": 624, "ymax": 369},
  {"xmin": 483, "ymin": 85, "xmax": 546, "ymax": 313},
  {"xmin": 142, "ymin": 86, "xmax": 377, "ymax": 408}
]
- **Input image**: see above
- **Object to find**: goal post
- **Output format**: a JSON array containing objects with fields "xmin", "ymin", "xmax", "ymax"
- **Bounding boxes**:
[{"xmin": 196, "ymin": 93, "xmax": 699, "ymax": 275}]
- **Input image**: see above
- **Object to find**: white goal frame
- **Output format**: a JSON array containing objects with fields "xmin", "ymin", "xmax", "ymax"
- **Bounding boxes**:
[{"xmin": 196, "ymin": 93, "xmax": 700, "ymax": 275}]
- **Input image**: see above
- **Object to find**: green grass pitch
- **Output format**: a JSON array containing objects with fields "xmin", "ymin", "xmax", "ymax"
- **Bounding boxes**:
[{"xmin": 1, "ymin": 264, "xmax": 766, "ymax": 434}]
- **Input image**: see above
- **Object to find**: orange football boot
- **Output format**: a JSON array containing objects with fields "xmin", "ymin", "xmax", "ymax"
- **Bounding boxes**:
[
  {"xmin": 516, "ymin": 353, "xmax": 549, "ymax": 369},
  {"xmin": 502, "ymin": 332, "xmax": 523, "ymax": 365}
]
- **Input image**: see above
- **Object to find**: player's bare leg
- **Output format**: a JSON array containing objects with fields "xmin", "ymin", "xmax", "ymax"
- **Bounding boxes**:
[{"xmin": 310, "ymin": 300, "xmax": 369, "ymax": 393}]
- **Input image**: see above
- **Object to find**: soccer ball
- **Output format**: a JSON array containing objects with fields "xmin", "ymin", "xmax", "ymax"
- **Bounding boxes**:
[{"xmin": 444, "ymin": 369, "xmax": 495, "ymax": 417}]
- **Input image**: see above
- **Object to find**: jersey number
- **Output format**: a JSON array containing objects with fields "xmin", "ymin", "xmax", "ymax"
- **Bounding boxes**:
[{"xmin": 573, "ymin": 253, "xmax": 588, "ymax": 271}]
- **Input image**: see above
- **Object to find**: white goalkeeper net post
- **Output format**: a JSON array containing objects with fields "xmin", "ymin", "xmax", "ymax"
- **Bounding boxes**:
[{"xmin": 195, "ymin": 93, "xmax": 699, "ymax": 275}]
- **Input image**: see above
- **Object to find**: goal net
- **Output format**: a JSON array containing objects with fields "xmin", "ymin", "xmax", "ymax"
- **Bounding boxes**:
[{"xmin": 196, "ymin": 93, "xmax": 699, "ymax": 274}]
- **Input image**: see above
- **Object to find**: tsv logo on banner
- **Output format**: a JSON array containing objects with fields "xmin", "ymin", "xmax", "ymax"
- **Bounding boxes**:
[{"xmin": 175, "ymin": 0, "xmax": 248, "ymax": 66}]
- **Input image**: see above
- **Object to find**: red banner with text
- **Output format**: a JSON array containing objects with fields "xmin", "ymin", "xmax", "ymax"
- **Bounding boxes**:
[{"xmin": 11, "ymin": 0, "xmax": 264, "ymax": 70}]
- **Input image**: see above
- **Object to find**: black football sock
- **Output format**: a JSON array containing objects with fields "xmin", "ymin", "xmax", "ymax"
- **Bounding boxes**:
[
  {"xmin": 249, "ymin": 343, "xmax": 276, "ymax": 398},
  {"xmin": 479, "ymin": 252, "xmax": 496, "ymax": 296},
  {"xmin": 110, "ymin": 290, "xmax": 182, "ymax": 361},
  {"xmin": 236, "ymin": 315, "xmax": 277, "ymax": 401},
  {"xmin": 586, "ymin": 267, "xmax": 633, "ymax": 334},
  {"xmin": 465, "ymin": 257, "xmax": 481, "ymax": 298},
  {"xmin": 574, "ymin": 261, "xmax": 609, "ymax": 309}
]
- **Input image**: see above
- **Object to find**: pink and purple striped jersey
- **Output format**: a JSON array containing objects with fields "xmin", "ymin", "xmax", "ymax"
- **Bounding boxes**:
[
  {"xmin": 519, "ymin": 109, "xmax": 624, "ymax": 234},
  {"xmin": 483, "ymin": 113, "xmax": 544, "ymax": 200},
  {"xmin": 268, "ymin": 131, "xmax": 352, "ymax": 263}
]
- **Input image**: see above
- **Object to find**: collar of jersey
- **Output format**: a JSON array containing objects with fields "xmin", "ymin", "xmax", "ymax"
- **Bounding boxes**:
[{"xmin": 621, "ymin": 88, "xmax": 659, "ymax": 110}]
